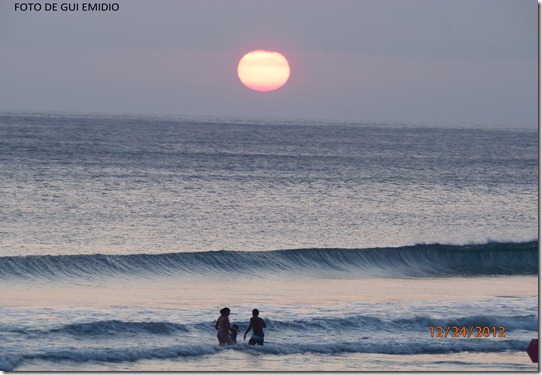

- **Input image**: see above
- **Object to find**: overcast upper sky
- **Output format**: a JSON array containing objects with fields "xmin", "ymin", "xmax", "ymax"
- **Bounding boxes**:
[{"xmin": 0, "ymin": 0, "xmax": 538, "ymax": 126}]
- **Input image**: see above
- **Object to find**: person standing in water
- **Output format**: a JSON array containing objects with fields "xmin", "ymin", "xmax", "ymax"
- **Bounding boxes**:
[
  {"xmin": 230, "ymin": 324, "xmax": 240, "ymax": 344},
  {"xmin": 214, "ymin": 307, "xmax": 233, "ymax": 346},
  {"xmin": 243, "ymin": 308, "xmax": 267, "ymax": 345}
]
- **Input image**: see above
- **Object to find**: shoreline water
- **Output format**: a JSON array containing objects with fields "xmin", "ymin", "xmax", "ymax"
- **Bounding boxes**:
[
  {"xmin": 2, "ymin": 274, "xmax": 538, "ymax": 371},
  {"xmin": 0, "ymin": 113, "xmax": 537, "ymax": 371}
]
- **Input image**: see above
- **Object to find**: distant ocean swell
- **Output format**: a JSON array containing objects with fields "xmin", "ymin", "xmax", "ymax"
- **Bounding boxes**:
[{"xmin": 0, "ymin": 242, "xmax": 537, "ymax": 280}]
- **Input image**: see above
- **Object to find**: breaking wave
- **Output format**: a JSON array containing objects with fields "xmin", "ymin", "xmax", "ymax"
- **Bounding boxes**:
[
  {"xmin": 0, "ymin": 241, "xmax": 537, "ymax": 280},
  {"xmin": 5, "ymin": 314, "xmax": 537, "ymax": 338},
  {"xmin": 0, "ymin": 339, "xmax": 532, "ymax": 371},
  {"xmin": 1, "ymin": 311, "xmax": 537, "ymax": 371}
]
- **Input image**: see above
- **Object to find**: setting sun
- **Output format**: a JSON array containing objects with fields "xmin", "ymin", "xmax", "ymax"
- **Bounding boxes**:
[{"xmin": 237, "ymin": 50, "xmax": 290, "ymax": 92}]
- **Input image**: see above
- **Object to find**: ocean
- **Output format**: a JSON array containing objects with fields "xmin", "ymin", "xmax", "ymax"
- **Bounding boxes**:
[{"xmin": 0, "ymin": 112, "xmax": 538, "ymax": 371}]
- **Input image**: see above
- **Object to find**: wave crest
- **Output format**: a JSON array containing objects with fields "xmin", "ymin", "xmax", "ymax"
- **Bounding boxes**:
[{"xmin": 0, "ymin": 241, "xmax": 537, "ymax": 280}]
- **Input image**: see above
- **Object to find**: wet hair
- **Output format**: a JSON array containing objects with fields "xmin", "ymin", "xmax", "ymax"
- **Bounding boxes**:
[
  {"xmin": 220, "ymin": 307, "xmax": 231, "ymax": 316},
  {"xmin": 252, "ymin": 309, "xmax": 259, "ymax": 316}
]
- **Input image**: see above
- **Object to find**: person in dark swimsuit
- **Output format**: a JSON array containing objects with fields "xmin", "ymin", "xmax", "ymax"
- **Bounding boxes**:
[
  {"xmin": 230, "ymin": 324, "xmax": 240, "ymax": 344},
  {"xmin": 214, "ymin": 307, "xmax": 233, "ymax": 346},
  {"xmin": 243, "ymin": 308, "xmax": 266, "ymax": 345}
]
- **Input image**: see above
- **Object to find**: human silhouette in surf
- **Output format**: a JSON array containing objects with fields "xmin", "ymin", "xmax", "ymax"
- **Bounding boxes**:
[
  {"xmin": 230, "ymin": 324, "xmax": 240, "ymax": 344},
  {"xmin": 243, "ymin": 308, "xmax": 267, "ymax": 345},
  {"xmin": 214, "ymin": 307, "xmax": 233, "ymax": 345}
]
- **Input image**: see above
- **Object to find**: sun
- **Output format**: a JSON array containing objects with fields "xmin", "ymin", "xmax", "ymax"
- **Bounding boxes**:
[{"xmin": 237, "ymin": 50, "xmax": 290, "ymax": 92}]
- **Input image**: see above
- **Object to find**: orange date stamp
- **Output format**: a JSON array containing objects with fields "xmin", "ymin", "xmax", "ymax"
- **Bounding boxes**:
[{"xmin": 429, "ymin": 326, "xmax": 506, "ymax": 338}]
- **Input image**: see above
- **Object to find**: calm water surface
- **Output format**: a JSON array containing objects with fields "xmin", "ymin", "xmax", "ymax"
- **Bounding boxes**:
[{"xmin": 0, "ymin": 113, "xmax": 537, "ymax": 371}]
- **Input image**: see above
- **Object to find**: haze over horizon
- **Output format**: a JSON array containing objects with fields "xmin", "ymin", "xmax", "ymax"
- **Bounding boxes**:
[{"xmin": 0, "ymin": 0, "xmax": 537, "ymax": 127}]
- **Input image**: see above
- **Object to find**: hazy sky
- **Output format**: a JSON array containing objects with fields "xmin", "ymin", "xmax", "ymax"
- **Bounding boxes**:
[{"xmin": 0, "ymin": 0, "xmax": 538, "ymax": 126}]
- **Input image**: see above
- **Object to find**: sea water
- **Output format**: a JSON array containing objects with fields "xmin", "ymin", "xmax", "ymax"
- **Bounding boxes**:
[{"xmin": 0, "ymin": 113, "xmax": 538, "ymax": 371}]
